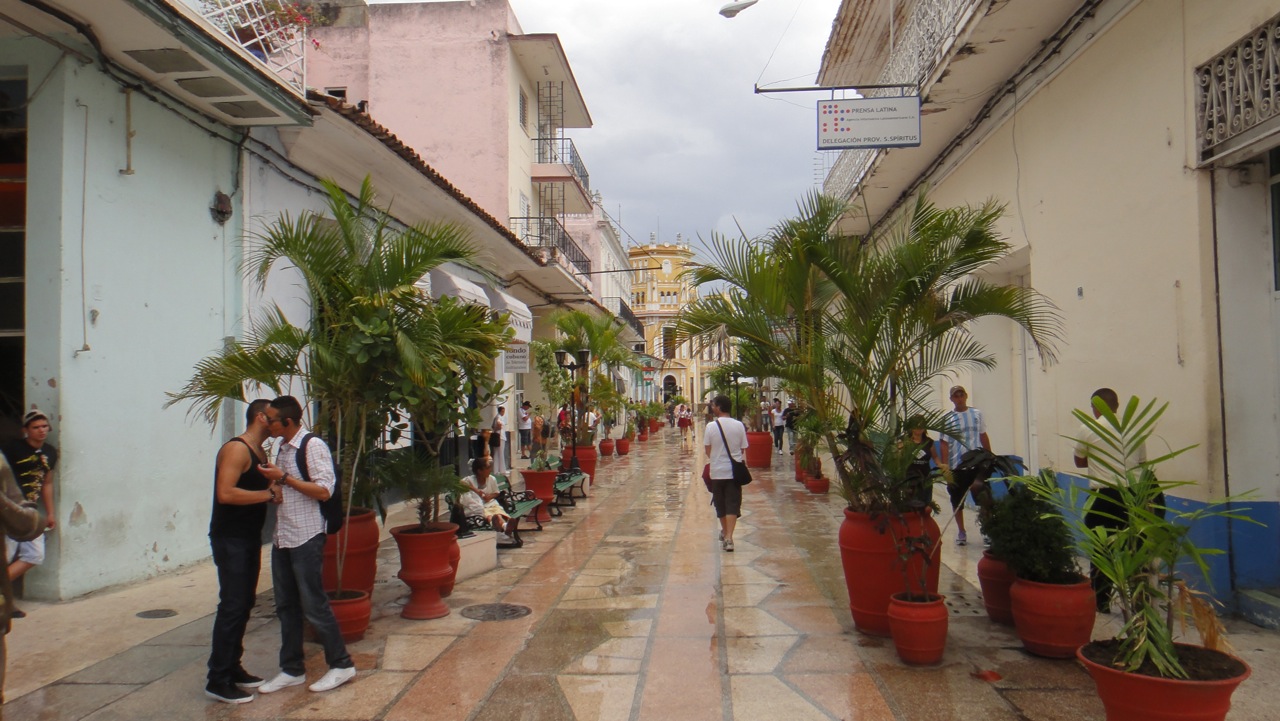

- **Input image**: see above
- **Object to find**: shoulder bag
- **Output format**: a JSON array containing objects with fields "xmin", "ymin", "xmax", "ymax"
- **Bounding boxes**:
[{"xmin": 715, "ymin": 419, "xmax": 753, "ymax": 486}]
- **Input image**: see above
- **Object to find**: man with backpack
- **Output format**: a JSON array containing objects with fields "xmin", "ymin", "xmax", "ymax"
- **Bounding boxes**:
[{"xmin": 256, "ymin": 395, "xmax": 356, "ymax": 695}]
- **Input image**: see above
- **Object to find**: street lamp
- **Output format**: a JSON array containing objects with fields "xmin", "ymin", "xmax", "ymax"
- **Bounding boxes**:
[
  {"xmin": 731, "ymin": 371, "xmax": 741, "ymax": 420},
  {"xmin": 719, "ymin": 0, "xmax": 759, "ymax": 18},
  {"xmin": 555, "ymin": 349, "xmax": 592, "ymax": 470}
]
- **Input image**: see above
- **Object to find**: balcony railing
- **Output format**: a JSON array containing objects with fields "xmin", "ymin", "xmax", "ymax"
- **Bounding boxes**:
[
  {"xmin": 510, "ymin": 215, "xmax": 593, "ymax": 276},
  {"xmin": 1195, "ymin": 10, "xmax": 1280, "ymax": 163},
  {"xmin": 198, "ymin": 0, "xmax": 306, "ymax": 93},
  {"xmin": 535, "ymin": 137, "xmax": 591, "ymax": 193},
  {"xmin": 603, "ymin": 296, "xmax": 644, "ymax": 337}
]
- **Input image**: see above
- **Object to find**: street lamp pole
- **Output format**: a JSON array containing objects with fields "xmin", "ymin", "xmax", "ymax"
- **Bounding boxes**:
[
  {"xmin": 731, "ymin": 372, "xmax": 741, "ymax": 420},
  {"xmin": 555, "ymin": 349, "xmax": 592, "ymax": 471}
]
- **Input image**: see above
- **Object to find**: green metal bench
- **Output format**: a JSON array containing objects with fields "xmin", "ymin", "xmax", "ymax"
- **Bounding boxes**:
[
  {"xmin": 494, "ymin": 474, "xmax": 543, "ymax": 548},
  {"xmin": 553, "ymin": 469, "xmax": 589, "ymax": 511}
]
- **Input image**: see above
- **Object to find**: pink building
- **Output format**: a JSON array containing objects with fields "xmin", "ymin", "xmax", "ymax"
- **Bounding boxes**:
[{"xmin": 307, "ymin": 0, "xmax": 595, "ymax": 292}]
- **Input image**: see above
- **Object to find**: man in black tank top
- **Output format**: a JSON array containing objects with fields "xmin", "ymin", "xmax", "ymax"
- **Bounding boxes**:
[{"xmin": 205, "ymin": 399, "xmax": 281, "ymax": 705}]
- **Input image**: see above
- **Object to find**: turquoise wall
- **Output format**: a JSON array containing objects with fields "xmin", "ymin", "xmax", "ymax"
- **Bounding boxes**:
[{"xmin": 5, "ymin": 38, "xmax": 246, "ymax": 598}]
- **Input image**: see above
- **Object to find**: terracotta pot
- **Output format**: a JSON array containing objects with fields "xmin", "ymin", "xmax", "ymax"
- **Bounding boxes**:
[
  {"xmin": 616, "ymin": 438, "xmax": 631, "ymax": 455},
  {"xmin": 805, "ymin": 476, "xmax": 830, "ymax": 494},
  {"xmin": 390, "ymin": 522, "xmax": 459, "ymax": 620},
  {"xmin": 564, "ymin": 445, "xmax": 598, "ymax": 483},
  {"xmin": 649, "ymin": 418, "xmax": 661, "ymax": 433},
  {"xmin": 441, "ymin": 530, "xmax": 461, "ymax": 598},
  {"xmin": 322, "ymin": 507, "xmax": 379, "ymax": 597},
  {"xmin": 599, "ymin": 439, "xmax": 615, "ymax": 456},
  {"xmin": 744, "ymin": 432, "xmax": 773, "ymax": 467},
  {"xmin": 838, "ymin": 509, "xmax": 941, "ymax": 636},
  {"xmin": 1010, "ymin": 575, "xmax": 1096, "ymax": 658},
  {"xmin": 1076, "ymin": 642, "xmax": 1251, "ymax": 721},
  {"xmin": 326, "ymin": 589, "xmax": 371, "ymax": 643},
  {"xmin": 887, "ymin": 593, "xmax": 948, "ymax": 665},
  {"xmin": 795, "ymin": 456, "xmax": 806, "ymax": 482},
  {"xmin": 976, "ymin": 552, "xmax": 1016, "ymax": 625},
  {"xmin": 521, "ymin": 468, "xmax": 558, "ymax": 524}
]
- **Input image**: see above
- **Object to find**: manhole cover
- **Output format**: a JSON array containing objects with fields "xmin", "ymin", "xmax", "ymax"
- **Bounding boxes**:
[
  {"xmin": 945, "ymin": 593, "xmax": 986, "ymax": 616},
  {"xmin": 460, "ymin": 603, "xmax": 532, "ymax": 621},
  {"xmin": 136, "ymin": 608, "xmax": 178, "ymax": 619}
]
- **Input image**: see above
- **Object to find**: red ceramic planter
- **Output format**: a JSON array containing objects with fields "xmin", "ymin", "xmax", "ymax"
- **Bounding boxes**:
[
  {"xmin": 1076, "ymin": 643, "xmax": 1251, "ymax": 721},
  {"xmin": 616, "ymin": 438, "xmax": 631, "ymax": 455},
  {"xmin": 744, "ymin": 432, "xmax": 773, "ymax": 467},
  {"xmin": 327, "ymin": 589, "xmax": 371, "ymax": 642},
  {"xmin": 322, "ymin": 507, "xmax": 379, "ymax": 597},
  {"xmin": 564, "ymin": 445, "xmax": 597, "ymax": 483},
  {"xmin": 1009, "ymin": 576, "xmax": 1095, "ymax": 658},
  {"xmin": 838, "ymin": 509, "xmax": 941, "ymax": 636},
  {"xmin": 805, "ymin": 476, "xmax": 830, "ymax": 494},
  {"xmin": 390, "ymin": 522, "xmax": 459, "ymax": 620},
  {"xmin": 888, "ymin": 593, "xmax": 948, "ymax": 665},
  {"xmin": 976, "ymin": 552, "xmax": 1016, "ymax": 625},
  {"xmin": 521, "ymin": 468, "xmax": 558, "ymax": 524},
  {"xmin": 599, "ymin": 439, "xmax": 615, "ymax": 456}
]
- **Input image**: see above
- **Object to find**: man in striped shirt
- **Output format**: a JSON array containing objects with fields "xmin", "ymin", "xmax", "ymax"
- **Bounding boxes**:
[
  {"xmin": 256, "ymin": 396, "xmax": 356, "ymax": 695},
  {"xmin": 939, "ymin": 385, "xmax": 992, "ymax": 546}
]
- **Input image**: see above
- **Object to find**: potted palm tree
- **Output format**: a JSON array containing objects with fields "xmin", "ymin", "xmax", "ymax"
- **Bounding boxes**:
[
  {"xmin": 676, "ymin": 192, "xmax": 1062, "ymax": 637},
  {"xmin": 380, "ymin": 451, "xmax": 469, "ymax": 620},
  {"xmin": 168, "ymin": 177, "xmax": 510, "ymax": 633},
  {"xmin": 1021, "ymin": 397, "xmax": 1256, "ymax": 720}
]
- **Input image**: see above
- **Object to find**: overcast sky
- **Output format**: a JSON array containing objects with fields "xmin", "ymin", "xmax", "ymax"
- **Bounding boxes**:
[{"xmin": 366, "ymin": 0, "xmax": 842, "ymax": 254}]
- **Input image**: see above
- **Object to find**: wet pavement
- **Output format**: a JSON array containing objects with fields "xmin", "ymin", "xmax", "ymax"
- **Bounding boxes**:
[{"xmin": 4, "ymin": 426, "xmax": 1278, "ymax": 720}]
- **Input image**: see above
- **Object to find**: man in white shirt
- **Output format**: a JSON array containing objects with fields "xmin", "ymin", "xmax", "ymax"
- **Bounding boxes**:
[
  {"xmin": 257, "ymin": 396, "xmax": 356, "ymax": 695},
  {"xmin": 517, "ymin": 401, "xmax": 533, "ymax": 460},
  {"xmin": 705, "ymin": 394, "xmax": 749, "ymax": 552}
]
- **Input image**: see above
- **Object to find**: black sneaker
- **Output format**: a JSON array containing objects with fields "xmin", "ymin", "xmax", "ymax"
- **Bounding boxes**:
[
  {"xmin": 9, "ymin": 608, "xmax": 25, "ymax": 619},
  {"xmin": 231, "ymin": 669, "xmax": 265, "ymax": 689},
  {"xmin": 205, "ymin": 681, "xmax": 254, "ymax": 704}
]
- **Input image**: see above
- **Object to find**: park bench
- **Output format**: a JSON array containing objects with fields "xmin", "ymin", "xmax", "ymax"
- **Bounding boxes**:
[
  {"xmin": 552, "ymin": 471, "xmax": 589, "ymax": 511},
  {"xmin": 445, "ymin": 492, "xmax": 493, "ymax": 538},
  {"xmin": 495, "ymin": 474, "xmax": 543, "ymax": 548}
]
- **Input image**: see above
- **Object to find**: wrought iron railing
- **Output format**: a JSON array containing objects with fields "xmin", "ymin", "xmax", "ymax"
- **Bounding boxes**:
[
  {"xmin": 510, "ymin": 215, "xmax": 593, "ymax": 276},
  {"xmin": 198, "ymin": 0, "xmax": 307, "ymax": 93},
  {"xmin": 535, "ymin": 136, "xmax": 591, "ymax": 193},
  {"xmin": 603, "ymin": 296, "xmax": 644, "ymax": 337},
  {"xmin": 1195, "ymin": 10, "xmax": 1280, "ymax": 163}
]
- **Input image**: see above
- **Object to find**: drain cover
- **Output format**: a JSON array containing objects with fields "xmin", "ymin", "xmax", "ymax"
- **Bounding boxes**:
[
  {"xmin": 136, "ymin": 608, "xmax": 178, "ymax": 619},
  {"xmin": 460, "ymin": 603, "xmax": 532, "ymax": 621},
  {"xmin": 945, "ymin": 593, "xmax": 986, "ymax": 616}
]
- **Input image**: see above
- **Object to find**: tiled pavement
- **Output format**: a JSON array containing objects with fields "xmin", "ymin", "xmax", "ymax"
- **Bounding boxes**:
[{"xmin": 4, "ymin": 427, "xmax": 1278, "ymax": 720}]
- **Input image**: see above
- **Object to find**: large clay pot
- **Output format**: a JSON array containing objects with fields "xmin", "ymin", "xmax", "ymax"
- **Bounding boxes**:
[
  {"xmin": 441, "ymin": 531, "xmax": 461, "ymax": 598},
  {"xmin": 805, "ymin": 476, "xmax": 830, "ymax": 494},
  {"xmin": 977, "ymin": 552, "xmax": 1016, "ymax": 625},
  {"xmin": 564, "ymin": 445, "xmax": 598, "ymax": 483},
  {"xmin": 795, "ymin": 456, "xmax": 806, "ymax": 482},
  {"xmin": 390, "ymin": 522, "xmax": 459, "ymax": 620},
  {"xmin": 637, "ymin": 430, "xmax": 649, "ymax": 441},
  {"xmin": 1076, "ymin": 642, "xmax": 1251, "ymax": 721},
  {"xmin": 616, "ymin": 438, "xmax": 631, "ymax": 455},
  {"xmin": 1010, "ymin": 575, "xmax": 1096, "ymax": 658},
  {"xmin": 327, "ymin": 589, "xmax": 371, "ymax": 642},
  {"xmin": 744, "ymin": 432, "xmax": 773, "ymax": 467},
  {"xmin": 887, "ymin": 593, "xmax": 948, "ymax": 665},
  {"xmin": 599, "ymin": 439, "xmax": 615, "ymax": 457},
  {"xmin": 521, "ymin": 468, "xmax": 558, "ymax": 524},
  {"xmin": 838, "ymin": 509, "xmax": 941, "ymax": 637},
  {"xmin": 322, "ymin": 507, "xmax": 379, "ymax": 597},
  {"xmin": 650, "ymin": 418, "xmax": 661, "ymax": 433}
]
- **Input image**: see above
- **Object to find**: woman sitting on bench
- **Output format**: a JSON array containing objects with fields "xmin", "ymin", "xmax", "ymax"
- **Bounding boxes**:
[{"xmin": 460, "ymin": 457, "xmax": 513, "ymax": 543}]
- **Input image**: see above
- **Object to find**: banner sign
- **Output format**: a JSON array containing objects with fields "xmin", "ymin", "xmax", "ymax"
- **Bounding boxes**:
[
  {"xmin": 817, "ymin": 96, "xmax": 921, "ymax": 150},
  {"xmin": 643, "ymin": 370, "xmax": 655, "ymax": 383},
  {"xmin": 504, "ymin": 344, "xmax": 529, "ymax": 374}
]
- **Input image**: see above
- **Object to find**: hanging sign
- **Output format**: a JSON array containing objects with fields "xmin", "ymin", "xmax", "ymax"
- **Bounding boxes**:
[
  {"xmin": 817, "ymin": 96, "xmax": 921, "ymax": 150},
  {"xmin": 504, "ymin": 343, "xmax": 529, "ymax": 374}
]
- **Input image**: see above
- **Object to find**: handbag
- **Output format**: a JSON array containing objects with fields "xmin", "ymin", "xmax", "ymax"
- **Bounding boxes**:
[
  {"xmin": 701, "ymin": 462, "xmax": 713, "ymax": 492},
  {"xmin": 715, "ymin": 420, "xmax": 753, "ymax": 486}
]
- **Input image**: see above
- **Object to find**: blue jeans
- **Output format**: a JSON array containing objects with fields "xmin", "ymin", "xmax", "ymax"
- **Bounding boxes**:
[
  {"xmin": 271, "ymin": 533, "xmax": 353, "ymax": 675},
  {"xmin": 208, "ymin": 535, "xmax": 262, "ymax": 683}
]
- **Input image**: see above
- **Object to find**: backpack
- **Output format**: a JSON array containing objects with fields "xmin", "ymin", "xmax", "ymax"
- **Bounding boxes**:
[{"xmin": 296, "ymin": 433, "xmax": 344, "ymax": 534}]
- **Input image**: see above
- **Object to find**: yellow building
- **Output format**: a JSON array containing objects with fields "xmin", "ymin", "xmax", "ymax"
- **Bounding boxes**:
[{"xmin": 628, "ymin": 235, "xmax": 728, "ymax": 404}]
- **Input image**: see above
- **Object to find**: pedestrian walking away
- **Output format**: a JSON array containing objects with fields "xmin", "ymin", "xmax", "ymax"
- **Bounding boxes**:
[
  {"xmin": 705, "ymin": 394, "xmax": 748, "ymax": 552},
  {"xmin": 256, "ymin": 396, "xmax": 356, "ymax": 695},
  {"xmin": 3, "ymin": 409, "xmax": 58, "ymax": 620},
  {"xmin": 204, "ymin": 399, "xmax": 282, "ymax": 705},
  {"xmin": 939, "ymin": 385, "xmax": 992, "ymax": 546},
  {"xmin": 782, "ymin": 399, "xmax": 799, "ymax": 454},
  {"xmin": 490, "ymin": 406, "xmax": 507, "ymax": 476}
]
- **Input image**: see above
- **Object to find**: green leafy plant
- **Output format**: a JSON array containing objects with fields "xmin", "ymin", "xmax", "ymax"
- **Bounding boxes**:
[
  {"xmin": 1020, "ymin": 396, "xmax": 1260, "ymax": 679},
  {"xmin": 980, "ymin": 477, "xmax": 1080, "ymax": 584},
  {"xmin": 370, "ymin": 446, "xmax": 468, "ymax": 530},
  {"xmin": 528, "ymin": 451, "xmax": 556, "ymax": 472}
]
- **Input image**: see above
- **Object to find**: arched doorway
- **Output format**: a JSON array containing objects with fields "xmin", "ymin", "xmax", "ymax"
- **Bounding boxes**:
[{"xmin": 662, "ymin": 374, "xmax": 678, "ymax": 402}]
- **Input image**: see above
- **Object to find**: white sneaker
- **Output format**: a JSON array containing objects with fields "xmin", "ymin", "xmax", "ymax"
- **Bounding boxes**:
[
  {"xmin": 309, "ymin": 666, "xmax": 356, "ymax": 693},
  {"xmin": 496, "ymin": 532, "xmax": 513, "ymax": 544},
  {"xmin": 258, "ymin": 672, "xmax": 305, "ymax": 694}
]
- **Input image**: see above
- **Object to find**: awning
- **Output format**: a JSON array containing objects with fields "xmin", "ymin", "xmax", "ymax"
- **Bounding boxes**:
[
  {"xmin": 426, "ymin": 269, "xmax": 490, "ymax": 307},
  {"xmin": 485, "ymin": 286, "xmax": 533, "ymax": 344}
]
